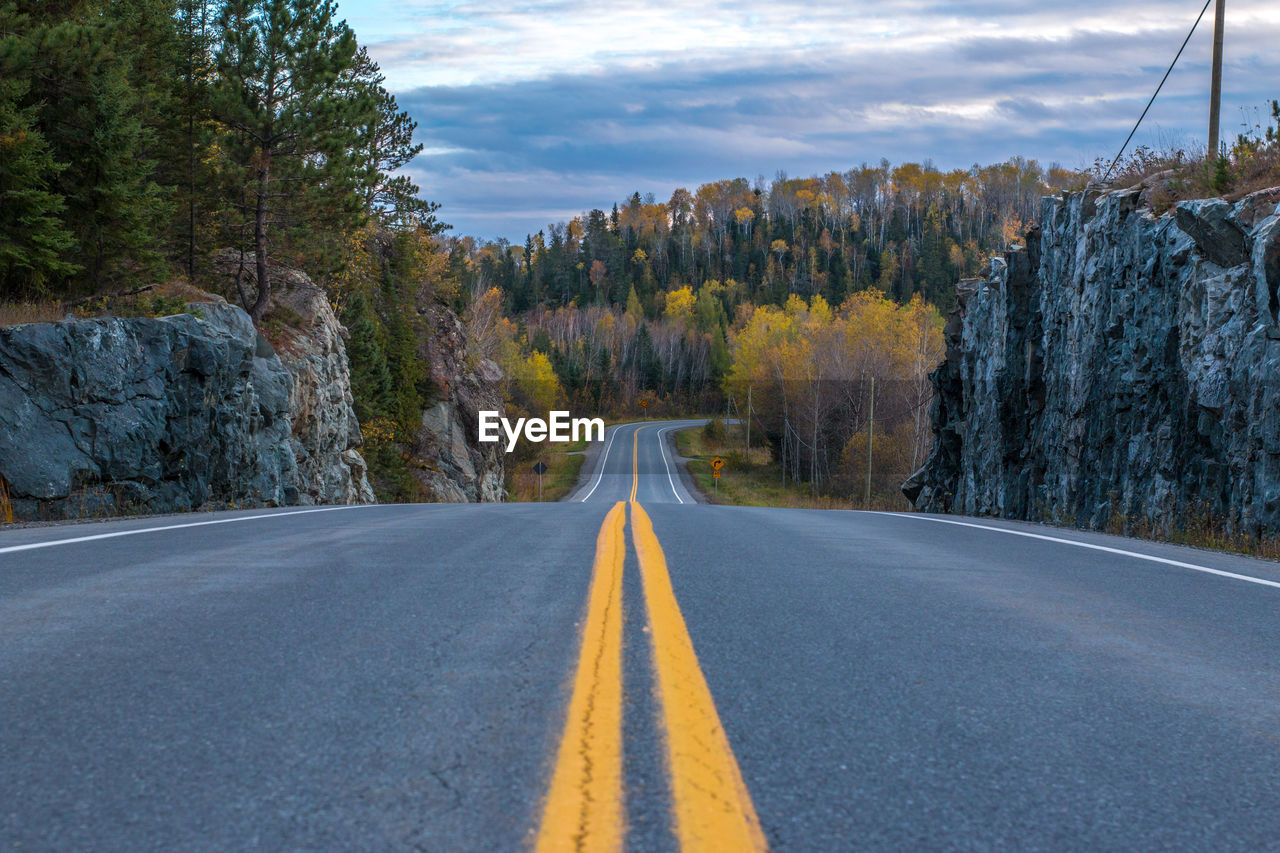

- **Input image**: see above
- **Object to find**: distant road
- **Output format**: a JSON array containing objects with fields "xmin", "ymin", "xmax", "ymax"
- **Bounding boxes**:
[{"xmin": 4, "ymin": 420, "xmax": 1280, "ymax": 850}]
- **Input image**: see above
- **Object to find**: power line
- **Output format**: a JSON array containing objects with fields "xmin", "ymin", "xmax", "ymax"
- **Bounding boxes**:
[{"xmin": 1102, "ymin": 0, "xmax": 1214, "ymax": 182}]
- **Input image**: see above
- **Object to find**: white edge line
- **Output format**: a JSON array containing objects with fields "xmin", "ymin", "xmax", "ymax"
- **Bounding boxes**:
[
  {"xmin": 578, "ymin": 423, "xmax": 622, "ymax": 502},
  {"xmin": 878, "ymin": 512, "xmax": 1280, "ymax": 590},
  {"xmin": 0, "ymin": 504, "xmax": 375, "ymax": 556},
  {"xmin": 656, "ymin": 426, "xmax": 685, "ymax": 504}
]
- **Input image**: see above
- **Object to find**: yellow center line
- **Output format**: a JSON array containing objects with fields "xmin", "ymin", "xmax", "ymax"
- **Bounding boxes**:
[
  {"xmin": 538, "ymin": 428, "xmax": 766, "ymax": 850},
  {"xmin": 535, "ymin": 501, "xmax": 627, "ymax": 853},
  {"xmin": 630, "ymin": 500, "xmax": 768, "ymax": 852}
]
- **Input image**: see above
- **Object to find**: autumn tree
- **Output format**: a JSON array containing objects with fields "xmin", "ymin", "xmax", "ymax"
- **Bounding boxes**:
[{"xmin": 724, "ymin": 290, "xmax": 943, "ymax": 501}]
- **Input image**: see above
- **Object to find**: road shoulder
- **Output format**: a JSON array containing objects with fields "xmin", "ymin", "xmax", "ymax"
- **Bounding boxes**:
[{"xmin": 663, "ymin": 428, "xmax": 708, "ymax": 504}]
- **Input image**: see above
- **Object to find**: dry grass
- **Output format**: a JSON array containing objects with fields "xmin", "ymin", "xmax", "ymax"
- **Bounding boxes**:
[
  {"xmin": 0, "ymin": 301, "xmax": 67, "ymax": 327},
  {"xmin": 1107, "ymin": 505, "xmax": 1280, "ymax": 562},
  {"xmin": 258, "ymin": 303, "xmax": 306, "ymax": 353},
  {"xmin": 505, "ymin": 438, "xmax": 590, "ymax": 502},
  {"xmin": 0, "ymin": 280, "xmax": 220, "ymax": 328},
  {"xmin": 1097, "ymin": 99, "xmax": 1280, "ymax": 211}
]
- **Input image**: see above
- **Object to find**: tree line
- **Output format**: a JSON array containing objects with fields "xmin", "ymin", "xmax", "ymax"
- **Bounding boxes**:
[
  {"xmin": 0, "ymin": 1, "xmax": 1010, "ymax": 501},
  {"xmin": 0, "ymin": 0, "xmax": 438, "ymax": 318},
  {"xmin": 450, "ymin": 158, "xmax": 1084, "ymax": 322},
  {"xmin": 455, "ymin": 160, "xmax": 1073, "ymax": 497}
]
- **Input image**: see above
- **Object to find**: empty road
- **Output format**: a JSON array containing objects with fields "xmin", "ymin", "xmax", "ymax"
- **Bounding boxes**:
[{"xmin": 4, "ymin": 420, "xmax": 1280, "ymax": 850}]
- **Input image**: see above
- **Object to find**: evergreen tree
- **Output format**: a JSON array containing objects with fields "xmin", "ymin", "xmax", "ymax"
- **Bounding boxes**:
[
  {"xmin": 211, "ymin": 0, "xmax": 377, "ymax": 319},
  {"xmin": 916, "ymin": 204, "xmax": 950, "ymax": 305},
  {"xmin": 0, "ymin": 77, "xmax": 76, "ymax": 293},
  {"xmin": 342, "ymin": 47, "xmax": 441, "ymax": 230},
  {"xmin": 3, "ymin": 0, "xmax": 169, "ymax": 291},
  {"xmin": 342, "ymin": 292, "xmax": 392, "ymax": 423},
  {"xmin": 172, "ymin": 0, "xmax": 215, "ymax": 278},
  {"xmin": 633, "ymin": 322, "xmax": 662, "ymax": 389}
]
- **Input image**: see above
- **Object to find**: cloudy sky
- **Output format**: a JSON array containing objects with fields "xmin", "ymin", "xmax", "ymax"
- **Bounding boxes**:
[{"xmin": 337, "ymin": 0, "xmax": 1280, "ymax": 241}]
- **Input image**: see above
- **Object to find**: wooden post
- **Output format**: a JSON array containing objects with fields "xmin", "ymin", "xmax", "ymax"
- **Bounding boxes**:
[{"xmin": 1208, "ymin": 0, "xmax": 1226, "ymax": 159}]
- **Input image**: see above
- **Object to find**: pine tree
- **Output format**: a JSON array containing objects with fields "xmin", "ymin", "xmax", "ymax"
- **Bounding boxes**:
[
  {"xmin": 342, "ymin": 47, "xmax": 439, "ymax": 229},
  {"xmin": 633, "ymin": 322, "xmax": 662, "ymax": 390},
  {"xmin": 171, "ymin": 0, "xmax": 215, "ymax": 278},
  {"xmin": 0, "ymin": 77, "xmax": 76, "ymax": 293},
  {"xmin": 3, "ymin": 0, "xmax": 170, "ymax": 292},
  {"xmin": 342, "ymin": 292, "xmax": 393, "ymax": 423},
  {"xmin": 211, "ymin": 0, "xmax": 377, "ymax": 319},
  {"xmin": 917, "ymin": 204, "xmax": 950, "ymax": 305}
]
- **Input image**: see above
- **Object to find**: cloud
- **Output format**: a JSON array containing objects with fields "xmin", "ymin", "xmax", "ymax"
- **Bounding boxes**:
[{"xmin": 338, "ymin": 0, "xmax": 1280, "ymax": 239}]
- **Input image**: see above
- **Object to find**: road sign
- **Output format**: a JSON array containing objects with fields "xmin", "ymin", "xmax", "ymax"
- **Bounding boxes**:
[
  {"xmin": 710, "ymin": 457, "xmax": 725, "ymax": 472},
  {"xmin": 534, "ymin": 460, "xmax": 548, "ymax": 501},
  {"xmin": 639, "ymin": 399, "xmax": 648, "ymax": 408},
  {"xmin": 712, "ymin": 469, "xmax": 721, "ymax": 479}
]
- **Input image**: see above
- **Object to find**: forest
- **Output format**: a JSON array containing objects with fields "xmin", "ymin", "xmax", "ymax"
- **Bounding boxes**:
[
  {"xmin": 454, "ymin": 160, "xmax": 1083, "ymax": 318},
  {"xmin": 0, "ymin": 0, "xmax": 1077, "ymax": 503},
  {"xmin": 453, "ymin": 161, "xmax": 1091, "ymax": 501},
  {"xmin": 4, "ymin": 0, "xmax": 1200, "ymax": 503},
  {"xmin": 0, "ymin": 0, "xmax": 457, "ymax": 497}
]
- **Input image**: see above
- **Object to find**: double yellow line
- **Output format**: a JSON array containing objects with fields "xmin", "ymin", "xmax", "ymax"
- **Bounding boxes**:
[{"xmin": 536, "ymin": 428, "xmax": 766, "ymax": 852}]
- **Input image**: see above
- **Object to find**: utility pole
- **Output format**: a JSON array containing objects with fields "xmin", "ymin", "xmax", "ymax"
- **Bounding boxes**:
[
  {"xmin": 864, "ymin": 377, "xmax": 875, "ymax": 509},
  {"xmin": 1208, "ymin": 0, "xmax": 1226, "ymax": 159}
]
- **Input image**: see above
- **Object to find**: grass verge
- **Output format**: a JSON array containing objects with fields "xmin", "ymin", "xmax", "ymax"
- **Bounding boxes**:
[
  {"xmin": 1103, "ymin": 507, "xmax": 1280, "ymax": 562},
  {"xmin": 505, "ymin": 437, "xmax": 589, "ymax": 502}
]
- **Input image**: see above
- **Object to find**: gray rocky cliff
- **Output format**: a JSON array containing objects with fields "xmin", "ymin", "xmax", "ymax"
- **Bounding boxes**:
[
  {"xmin": 408, "ymin": 304, "xmax": 505, "ymax": 502},
  {"xmin": 906, "ymin": 185, "xmax": 1280, "ymax": 535},
  {"xmin": 269, "ymin": 270, "xmax": 375, "ymax": 506},
  {"xmin": 0, "ymin": 281, "xmax": 373, "ymax": 520}
]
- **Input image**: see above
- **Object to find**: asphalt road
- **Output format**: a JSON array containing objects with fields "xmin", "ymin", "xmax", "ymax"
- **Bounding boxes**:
[{"xmin": 4, "ymin": 420, "xmax": 1280, "ymax": 850}]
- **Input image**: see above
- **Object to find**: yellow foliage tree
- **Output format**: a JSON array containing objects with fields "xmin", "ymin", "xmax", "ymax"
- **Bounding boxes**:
[
  {"xmin": 724, "ymin": 289, "xmax": 943, "ymax": 502},
  {"xmin": 507, "ymin": 350, "xmax": 563, "ymax": 415},
  {"xmin": 664, "ymin": 285, "xmax": 696, "ymax": 324}
]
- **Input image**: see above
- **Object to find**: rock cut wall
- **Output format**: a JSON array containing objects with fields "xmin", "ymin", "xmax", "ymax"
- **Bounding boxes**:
[
  {"xmin": 0, "ymin": 277, "xmax": 373, "ymax": 520},
  {"xmin": 410, "ymin": 304, "xmax": 505, "ymax": 503},
  {"xmin": 906, "ymin": 185, "xmax": 1280, "ymax": 535}
]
